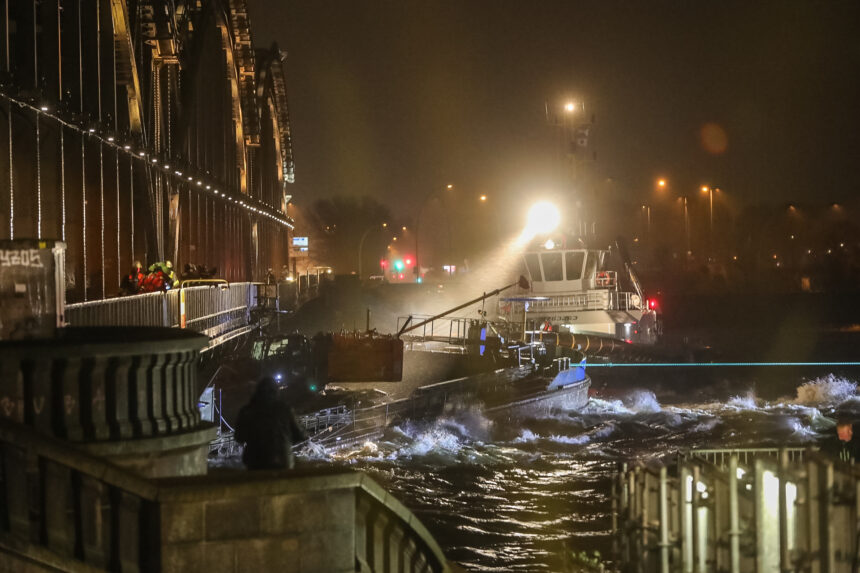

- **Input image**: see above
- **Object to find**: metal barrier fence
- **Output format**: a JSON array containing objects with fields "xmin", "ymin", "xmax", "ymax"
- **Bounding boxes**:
[
  {"xmin": 65, "ymin": 282, "xmax": 255, "ymax": 338},
  {"xmin": 613, "ymin": 447, "xmax": 860, "ymax": 573}
]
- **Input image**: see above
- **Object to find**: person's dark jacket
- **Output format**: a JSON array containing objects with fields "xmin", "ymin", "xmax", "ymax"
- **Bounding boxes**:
[{"xmin": 235, "ymin": 378, "xmax": 307, "ymax": 470}]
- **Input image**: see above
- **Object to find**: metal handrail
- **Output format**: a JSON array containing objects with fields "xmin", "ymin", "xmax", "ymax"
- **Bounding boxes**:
[
  {"xmin": 65, "ymin": 281, "xmax": 255, "ymax": 339},
  {"xmin": 179, "ymin": 278, "xmax": 229, "ymax": 288}
]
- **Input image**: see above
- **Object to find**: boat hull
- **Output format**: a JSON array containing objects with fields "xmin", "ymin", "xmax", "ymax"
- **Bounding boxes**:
[{"xmin": 307, "ymin": 363, "xmax": 590, "ymax": 451}]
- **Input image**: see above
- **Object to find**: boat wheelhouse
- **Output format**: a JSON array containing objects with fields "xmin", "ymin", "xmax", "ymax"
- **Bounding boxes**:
[{"xmin": 499, "ymin": 243, "xmax": 659, "ymax": 344}]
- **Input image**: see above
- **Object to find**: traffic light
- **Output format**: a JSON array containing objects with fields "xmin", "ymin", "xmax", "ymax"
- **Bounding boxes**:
[{"xmin": 393, "ymin": 259, "xmax": 405, "ymax": 272}]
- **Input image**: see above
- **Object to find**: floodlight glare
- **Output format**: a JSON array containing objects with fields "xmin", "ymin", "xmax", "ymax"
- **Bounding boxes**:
[{"xmin": 526, "ymin": 201, "xmax": 561, "ymax": 235}]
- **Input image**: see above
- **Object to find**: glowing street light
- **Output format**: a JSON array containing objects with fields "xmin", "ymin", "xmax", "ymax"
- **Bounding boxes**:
[
  {"xmin": 564, "ymin": 102, "xmax": 576, "ymax": 113},
  {"xmin": 416, "ymin": 183, "xmax": 455, "ymax": 280},
  {"xmin": 701, "ymin": 185, "xmax": 719, "ymax": 259},
  {"xmin": 641, "ymin": 204, "xmax": 651, "ymax": 239},
  {"xmin": 657, "ymin": 179, "xmax": 667, "ymax": 188},
  {"xmin": 479, "ymin": 195, "xmax": 487, "ymax": 202}
]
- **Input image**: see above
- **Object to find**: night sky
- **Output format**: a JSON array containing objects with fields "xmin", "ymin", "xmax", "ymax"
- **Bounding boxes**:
[{"xmin": 248, "ymin": 1, "xmax": 860, "ymax": 217}]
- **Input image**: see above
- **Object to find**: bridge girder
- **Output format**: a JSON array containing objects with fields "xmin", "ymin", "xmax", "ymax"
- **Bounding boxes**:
[{"xmin": 0, "ymin": 0, "xmax": 296, "ymax": 302}]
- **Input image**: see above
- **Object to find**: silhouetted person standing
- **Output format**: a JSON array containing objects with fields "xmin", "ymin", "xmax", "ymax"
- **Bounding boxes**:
[{"xmin": 235, "ymin": 377, "xmax": 307, "ymax": 470}]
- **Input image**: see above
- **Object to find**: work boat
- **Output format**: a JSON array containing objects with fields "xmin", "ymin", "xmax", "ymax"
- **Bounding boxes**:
[
  {"xmin": 205, "ymin": 277, "xmax": 592, "ymax": 456},
  {"xmin": 498, "ymin": 240, "xmax": 660, "ymax": 345}
]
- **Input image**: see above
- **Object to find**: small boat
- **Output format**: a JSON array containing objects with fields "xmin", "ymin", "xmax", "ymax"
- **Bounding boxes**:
[{"xmin": 298, "ymin": 354, "xmax": 590, "ymax": 451}]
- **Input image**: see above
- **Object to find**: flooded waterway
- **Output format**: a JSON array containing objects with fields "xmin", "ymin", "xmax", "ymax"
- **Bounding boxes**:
[{"xmin": 302, "ymin": 368, "xmax": 860, "ymax": 571}]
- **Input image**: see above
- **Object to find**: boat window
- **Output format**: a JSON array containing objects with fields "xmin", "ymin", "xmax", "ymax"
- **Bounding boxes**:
[
  {"xmin": 565, "ymin": 251, "xmax": 585, "ymax": 280},
  {"xmin": 540, "ymin": 252, "xmax": 564, "ymax": 281},
  {"xmin": 524, "ymin": 253, "xmax": 542, "ymax": 281},
  {"xmin": 584, "ymin": 252, "xmax": 598, "ymax": 282}
]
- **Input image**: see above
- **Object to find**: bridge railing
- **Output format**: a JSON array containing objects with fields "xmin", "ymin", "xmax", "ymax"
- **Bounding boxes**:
[
  {"xmin": 612, "ymin": 446, "xmax": 860, "ymax": 573},
  {"xmin": 65, "ymin": 282, "xmax": 255, "ymax": 338},
  {"xmin": 0, "ymin": 417, "xmax": 451, "ymax": 572}
]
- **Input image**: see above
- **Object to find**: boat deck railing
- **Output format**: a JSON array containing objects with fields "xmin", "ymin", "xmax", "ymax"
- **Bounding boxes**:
[
  {"xmin": 523, "ymin": 289, "xmax": 642, "ymax": 313},
  {"xmin": 611, "ymin": 446, "xmax": 860, "ymax": 573},
  {"xmin": 397, "ymin": 314, "xmax": 474, "ymax": 347}
]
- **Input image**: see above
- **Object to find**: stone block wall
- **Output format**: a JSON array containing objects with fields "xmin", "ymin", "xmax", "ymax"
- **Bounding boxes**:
[{"xmin": 159, "ymin": 487, "xmax": 356, "ymax": 573}]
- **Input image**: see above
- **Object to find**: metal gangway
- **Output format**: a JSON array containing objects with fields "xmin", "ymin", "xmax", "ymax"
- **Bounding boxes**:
[{"xmin": 612, "ymin": 446, "xmax": 860, "ymax": 573}]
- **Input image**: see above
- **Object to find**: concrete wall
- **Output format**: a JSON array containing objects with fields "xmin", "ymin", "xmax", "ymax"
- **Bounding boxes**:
[{"xmin": 159, "ymin": 488, "xmax": 355, "ymax": 573}]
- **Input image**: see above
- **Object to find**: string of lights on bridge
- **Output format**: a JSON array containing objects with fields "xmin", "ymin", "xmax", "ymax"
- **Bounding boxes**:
[{"xmin": 0, "ymin": 89, "xmax": 294, "ymax": 230}]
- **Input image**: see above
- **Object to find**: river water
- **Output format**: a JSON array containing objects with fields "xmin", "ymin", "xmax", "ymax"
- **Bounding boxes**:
[{"xmin": 302, "ymin": 370, "xmax": 860, "ymax": 571}]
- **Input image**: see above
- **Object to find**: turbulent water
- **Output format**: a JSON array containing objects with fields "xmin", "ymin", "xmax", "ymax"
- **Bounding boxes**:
[{"xmin": 300, "ymin": 372, "xmax": 860, "ymax": 572}]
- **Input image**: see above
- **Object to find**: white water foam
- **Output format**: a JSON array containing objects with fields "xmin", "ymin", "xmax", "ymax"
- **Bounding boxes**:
[
  {"xmin": 623, "ymin": 390, "xmax": 662, "ymax": 413},
  {"xmin": 690, "ymin": 418, "xmax": 720, "ymax": 433},
  {"xmin": 549, "ymin": 423, "xmax": 616, "ymax": 445},
  {"xmin": 794, "ymin": 375, "xmax": 857, "ymax": 406},
  {"xmin": 725, "ymin": 392, "xmax": 760, "ymax": 411},
  {"xmin": 784, "ymin": 417, "xmax": 821, "ymax": 441},
  {"xmin": 513, "ymin": 429, "xmax": 540, "ymax": 443},
  {"xmin": 581, "ymin": 397, "xmax": 631, "ymax": 415}
]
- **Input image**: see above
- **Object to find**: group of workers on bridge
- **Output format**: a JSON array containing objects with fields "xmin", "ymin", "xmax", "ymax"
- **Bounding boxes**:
[
  {"xmin": 121, "ymin": 260, "xmax": 221, "ymax": 295},
  {"xmin": 121, "ymin": 261, "xmax": 178, "ymax": 295}
]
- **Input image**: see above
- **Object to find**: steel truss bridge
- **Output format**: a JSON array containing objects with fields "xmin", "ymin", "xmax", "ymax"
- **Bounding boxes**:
[{"xmin": 0, "ymin": 0, "xmax": 296, "ymax": 305}]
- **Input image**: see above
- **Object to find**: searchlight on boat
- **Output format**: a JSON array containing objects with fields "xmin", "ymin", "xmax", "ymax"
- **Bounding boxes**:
[{"xmin": 519, "ymin": 201, "xmax": 561, "ymax": 243}]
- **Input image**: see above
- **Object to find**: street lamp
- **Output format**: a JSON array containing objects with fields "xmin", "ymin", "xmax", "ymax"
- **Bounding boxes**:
[
  {"xmin": 357, "ymin": 222, "xmax": 388, "ymax": 279},
  {"xmin": 415, "ymin": 184, "xmax": 454, "ymax": 280},
  {"xmin": 641, "ymin": 204, "xmax": 651, "ymax": 240},
  {"xmin": 701, "ymin": 186, "xmax": 720, "ymax": 259},
  {"xmin": 657, "ymin": 178, "xmax": 667, "ymax": 189}
]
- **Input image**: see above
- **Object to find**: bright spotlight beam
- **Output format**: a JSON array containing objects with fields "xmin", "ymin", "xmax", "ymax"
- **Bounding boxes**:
[{"xmin": 519, "ymin": 201, "xmax": 561, "ymax": 244}]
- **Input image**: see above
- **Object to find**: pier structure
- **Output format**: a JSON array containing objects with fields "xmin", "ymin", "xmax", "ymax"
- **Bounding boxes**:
[
  {"xmin": 614, "ymin": 447, "xmax": 860, "ymax": 573},
  {"xmin": 0, "ymin": 327, "xmax": 453, "ymax": 572}
]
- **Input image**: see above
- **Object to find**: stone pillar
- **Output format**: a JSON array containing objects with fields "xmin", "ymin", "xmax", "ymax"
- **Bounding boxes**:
[
  {"xmin": 81, "ymin": 357, "xmax": 110, "ymax": 440},
  {"xmin": 26, "ymin": 358, "xmax": 53, "ymax": 434},
  {"xmin": 41, "ymin": 459, "xmax": 75, "ymax": 556},
  {"xmin": 354, "ymin": 494, "xmax": 372, "ymax": 568},
  {"xmin": 56, "ymin": 356, "xmax": 83, "ymax": 440},
  {"xmin": 148, "ymin": 353, "xmax": 168, "ymax": 435},
  {"xmin": 161, "ymin": 352, "xmax": 181, "ymax": 433},
  {"xmin": 108, "ymin": 355, "xmax": 135, "ymax": 439},
  {"xmin": 0, "ymin": 357, "xmax": 24, "ymax": 424},
  {"xmin": 2, "ymin": 444, "xmax": 30, "ymax": 538},
  {"xmin": 115, "ymin": 490, "xmax": 142, "ymax": 573},
  {"xmin": 129, "ymin": 355, "xmax": 152, "ymax": 437},
  {"xmin": 78, "ymin": 475, "xmax": 109, "ymax": 567}
]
